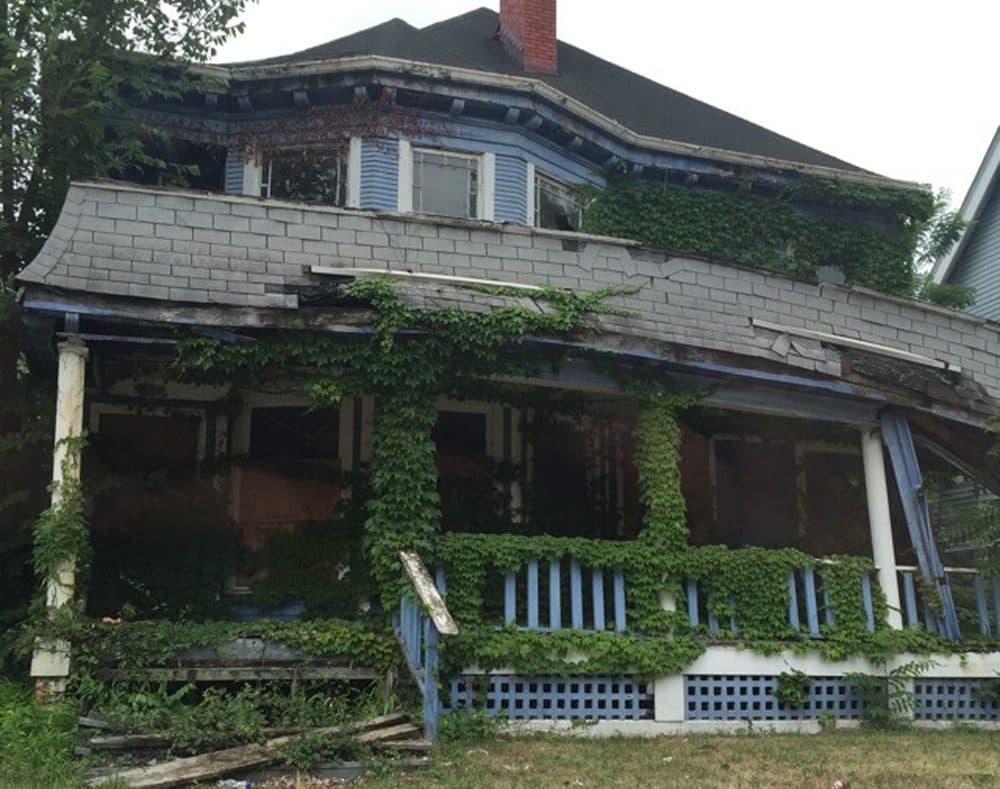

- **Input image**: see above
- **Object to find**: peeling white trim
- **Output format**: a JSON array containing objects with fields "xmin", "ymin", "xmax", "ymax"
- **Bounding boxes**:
[{"xmin": 751, "ymin": 317, "xmax": 959, "ymax": 372}]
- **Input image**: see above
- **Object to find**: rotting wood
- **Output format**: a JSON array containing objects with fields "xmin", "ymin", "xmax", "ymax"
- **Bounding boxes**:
[
  {"xmin": 398, "ymin": 550, "xmax": 458, "ymax": 636},
  {"xmin": 97, "ymin": 665, "xmax": 379, "ymax": 682},
  {"xmin": 87, "ymin": 713, "xmax": 410, "ymax": 788},
  {"xmin": 78, "ymin": 716, "xmax": 115, "ymax": 730}
]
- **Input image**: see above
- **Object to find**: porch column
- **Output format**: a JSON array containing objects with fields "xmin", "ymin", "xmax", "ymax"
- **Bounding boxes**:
[
  {"xmin": 31, "ymin": 339, "xmax": 88, "ymax": 697},
  {"xmin": 860, "ymin": 428, "xmax": 903, "ymax": 629}
]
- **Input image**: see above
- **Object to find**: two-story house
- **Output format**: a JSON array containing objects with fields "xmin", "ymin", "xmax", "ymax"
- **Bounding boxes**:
[{"xmin": 17, "ymin": 2, "xmax": 1000, "ymax": 733}]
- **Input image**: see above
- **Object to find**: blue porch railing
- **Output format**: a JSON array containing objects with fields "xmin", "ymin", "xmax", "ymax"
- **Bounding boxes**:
[
  {"xmin": 394, "ymin": 551, "xmax": 458, "ymax": 741},
  {"xmin": 685, "ymin": 564, "xmax": 878, "ymax": 637},
  {"xmin": 898, "ymin": 565, "xmax": 1000, "ymax": 638}
]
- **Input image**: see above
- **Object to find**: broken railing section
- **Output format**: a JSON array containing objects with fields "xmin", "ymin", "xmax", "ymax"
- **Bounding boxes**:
[
  {"xmin": 881, "ymin": 410, "xmax": 962, "ymax": 640},
  {"xmin": 898, "ymin": 565, "xmax": 1000, "ymax": 638},
  {"xmin": 394, "ymin": 551, "xmax": 458, "ymax": 741},
  {"xmin": 686, "ymin": 565, "xmax": 878, "ymax": 638}
]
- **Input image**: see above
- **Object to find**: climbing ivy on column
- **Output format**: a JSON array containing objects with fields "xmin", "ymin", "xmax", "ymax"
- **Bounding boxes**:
[{"xmin": 634, "ymin": 391, "xmax": 700, "ymax": 551}]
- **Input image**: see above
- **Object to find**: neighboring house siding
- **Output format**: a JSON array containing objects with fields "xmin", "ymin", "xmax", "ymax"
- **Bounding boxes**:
[
  {"xmin": 360, "ymin": 138, "xmax": 399, "ymax": 211},
  {"xmin": 951, "ymin": 181, "xmax": 1000, "ymax": 321},
  {"xmin": 494, "ymin": 155, "xmax": 528, "ymax": 224},
  {"xmin": 225, "ymin": 148, "xmax": 244, "ymax": 195}
]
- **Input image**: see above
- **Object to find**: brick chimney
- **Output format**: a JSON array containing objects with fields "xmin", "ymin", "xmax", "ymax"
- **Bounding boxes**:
[{"xmin": 499, "ymin": 0, "xmax": 557, "ymax": 74}]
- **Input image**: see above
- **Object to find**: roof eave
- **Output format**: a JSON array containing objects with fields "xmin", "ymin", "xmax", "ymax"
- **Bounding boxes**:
[{"xmin": 194, "ymin": 55, "xmax": 925, "ymax": 192}]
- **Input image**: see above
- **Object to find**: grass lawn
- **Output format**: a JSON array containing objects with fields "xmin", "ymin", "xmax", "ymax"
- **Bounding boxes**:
[{"xmin": 362, "ymin": 729, "xmax": 1000, "ymax": 789}]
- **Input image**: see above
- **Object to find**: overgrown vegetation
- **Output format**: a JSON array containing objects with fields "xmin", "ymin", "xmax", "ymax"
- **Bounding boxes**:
[
  {"xmin": 581, "ymin": 177, "xmax": 966, "ymax": 303},
  {"xmin": 845, "ymin": 658, "xmax": 938, "ymax": 730},
  {"xmin": 0, "ymin": 679, "xmax": 79, "ymax": 788}
]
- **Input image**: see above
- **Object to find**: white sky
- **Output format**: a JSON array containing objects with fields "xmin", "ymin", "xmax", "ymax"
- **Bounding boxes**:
[{"xmin": 215, "ymin": 1, "xmax": 1000, "ymax": 208}]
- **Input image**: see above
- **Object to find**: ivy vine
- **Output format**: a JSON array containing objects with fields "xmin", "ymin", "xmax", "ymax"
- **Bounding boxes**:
[{"xmin": 581, "ymin": 176, "xmax": 935, "ymax": 297}]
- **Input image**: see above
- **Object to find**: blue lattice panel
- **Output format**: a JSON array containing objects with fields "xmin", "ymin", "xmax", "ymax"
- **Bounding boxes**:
[
  {"xmin": 685, "ymin": 675, "xmax": 865, "ymax": 720},
  {"xmin": 913, "ymin": 679, "xmax": 1000, "ymax": 721},
  {"xmin": 445, "ymin": 675, "xmax": 652, "ymax": 720}
]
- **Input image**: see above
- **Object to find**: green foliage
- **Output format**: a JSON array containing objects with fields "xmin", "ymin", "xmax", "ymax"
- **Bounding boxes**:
[
  {"xmin": 581, "ymin": 176, "xmax": 936, "ymax": 297},
  {"xmin": 916, "ymin": 278, "xmax": 977, "ymax": 310},
  {"xmin": 176, "ymin": 277, "xmax": 636, "ymax": 608},
  {"xmin": 774, "ymin": 669, "xmax": 811, "ymax": 708},
  {"xmin": 438, "ymin": 709, "xmax": 506, "ymax": 743},
  {"xmin": 634, "ymin": 392, "xmax": 699, "ymax": 551},
  {"xmin": 79, "ymin": 680, "xmax": 381, "ymax": 759},
  {"xmin": 0, "ymin": 679, "xmax": 81, "ymax": 788},
  {"xmin": 31, "ymin": 452, "xmax": 90, "ymax": 612},
  {"xmin": 431, "ymin": 533, "xmax": 945, "ymax": 675},
  {"xmin": 0, "ymin": 0, "xmax": 253, "ymax": 279},
  {"xmin": 846, "ymin": 658, "xmax": 937, "ymax": 730},
  {"xmin": 18, "ymin": 617, "xmax": 400, "ymax": 682}
]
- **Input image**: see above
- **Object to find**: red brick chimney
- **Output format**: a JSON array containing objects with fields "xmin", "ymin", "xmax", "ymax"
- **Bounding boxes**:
[{"xmin": 499, "ymin": 0, "xmax": 557, "ymax": 74}]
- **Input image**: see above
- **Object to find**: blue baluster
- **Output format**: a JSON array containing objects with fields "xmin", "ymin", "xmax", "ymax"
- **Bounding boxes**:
[
  {"xmin": 706, "ymin": 592, "xmax": 719, "ymax": 636},
  {"xmin": 861, "ymin": 572, "xmax": 875, "ymax": 633},
  {"xmin": 787, "ymin": 570, "xmax": 800, "ymax": 632},
  {"xmin": 687, "ymin": 579, "xmax": 700, "ymax": 628},
  {"xmin": 504, "ymin": 570, "xmax": 517, "ymax": 626},
  {"xmin": 803, "ymin": 567, "xmax": 820, "ymax": 637},
  {"xmin": 974, "ymin": 574, "xmax": 990, "ymax": 637},
  {"xmin": 992, "ymin": 576, "xmax": 1000, "ymax": 635},
  {"xmin": 822, "ymin": 579, "xmax": 836, "ymax": 629},
  {"xmin": 423, "ymin": 619, "xmax": 439, "ymax": 740},
  {"xmin": 728, "ymin": 594, "xmax": 739, "ymax": 635},
  {"xmin": 593, "ymin": 569, "xmax": 606, "ymax": 630},
  {"xmin": 570, "ymin": 559, "xmax": 583, "ymax": 629},
  {"xmin": 527, "ymin": 560, "xmax": 539, "ymax": 629},
  {"xmin": 902, "ymin": 571, "xmax": 918, "ymax": 628},
  {"xmin": 613, "ymin": 570, "xmax": 626, "ymax": 632},
  {"xmin": 549, "ymin": 560, "xmax": 562, "ymax": 630},
  {"xmin": 435, "ymin": 566, "xmax": 447, "ymax": 597}
]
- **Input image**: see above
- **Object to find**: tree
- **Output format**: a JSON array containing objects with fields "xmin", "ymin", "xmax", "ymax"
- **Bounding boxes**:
[
  {"xmin": 914, "ymin": 189, "xmax": 975, "ymax": 310},
  {"xmin": 0, "ymin": 0, "xmax": 253, "ymax": 281}
]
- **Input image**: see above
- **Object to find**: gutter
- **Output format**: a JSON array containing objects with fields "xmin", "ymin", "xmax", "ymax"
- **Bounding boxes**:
[{"xmin": 192, "ymin": 55, "xmax": 923, "ymax": 192}]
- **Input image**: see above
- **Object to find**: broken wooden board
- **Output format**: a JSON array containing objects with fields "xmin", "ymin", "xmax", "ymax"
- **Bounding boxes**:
[
  {"xmin": 88, "ymin": 712, "xmax": 410, "ymax": 788},
  {"xmin": 398, "ymin": 550, "xmax": 458, "ymax": 636}
]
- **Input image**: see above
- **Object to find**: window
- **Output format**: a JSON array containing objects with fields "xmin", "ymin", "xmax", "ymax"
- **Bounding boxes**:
[
  {"xmin": 249, "ymin": 406, "xmax": 339, "ymax": 460},
  {"xmin": 260, "ymin": 147, "xmax": 346, "ymax": 206},
  {"xmin": 535, "ymin": 172, "xmax": 582, "ymax": 231},
  {"xmin": 412, "ymin": 148, "xmax": 479, "ymax": 218}
]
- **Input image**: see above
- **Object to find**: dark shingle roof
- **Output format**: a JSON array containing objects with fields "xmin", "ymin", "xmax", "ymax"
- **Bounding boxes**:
[{"xmin": 234, "ymin": 8, "xmax": 862, "ymax": 173}]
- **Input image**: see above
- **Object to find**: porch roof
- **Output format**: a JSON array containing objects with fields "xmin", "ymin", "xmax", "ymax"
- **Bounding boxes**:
[{"xmin": 16, "ymin": 181, "xmax": 1000, "ymax": 422}]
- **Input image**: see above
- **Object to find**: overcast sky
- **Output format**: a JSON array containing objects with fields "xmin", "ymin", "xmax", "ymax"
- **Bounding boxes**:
[{"xmin": 215, "ymin": 1, "xmax": 1000, "ymax": 208}]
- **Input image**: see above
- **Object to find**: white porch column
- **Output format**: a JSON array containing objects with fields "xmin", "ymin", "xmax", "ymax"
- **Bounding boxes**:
[
  {"xmin": 31, "ymin": 339, "xmax": 88, "ymax": 695},
  {"xmin": 861, "ymin": 427, "xmax": 903, "ymax": 629}
]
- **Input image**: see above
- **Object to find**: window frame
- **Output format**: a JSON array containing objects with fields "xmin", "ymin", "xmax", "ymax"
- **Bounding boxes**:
[
  {"xmin": 258, "ymin": 145, "xmax": 349, "ymax": 206},
  {"xmin": 399, "ymin": 142, "xmax": 494, "ymax": 220},
  {"xmin": 533, "ymin": 169, "xmax": 584, "ymax": 231}
]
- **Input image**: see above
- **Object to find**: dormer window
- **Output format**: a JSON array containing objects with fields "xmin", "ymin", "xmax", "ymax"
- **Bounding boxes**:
[
  {"xmin": 259, "ymin": 147, "xmax": 347, "ymax": 206},
  {"xmin": 411, "ymin": 148, "xmax": 479, "ymax": 219},
  {"xmin": 534, "ymin": 171, "xmax": 582, "ymax": 231}
]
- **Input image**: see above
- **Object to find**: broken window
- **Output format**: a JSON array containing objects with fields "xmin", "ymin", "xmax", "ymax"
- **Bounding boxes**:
[
  {"xmin": 535, "ymin": 171, "xmax": 582, "ymax": 231},
  {"xmin": 412, "ymin": 148, "xmax": 479, "ymax": 218},
  {"xmin": 260, "ymin": 147, "xmax": 347, "ymax": 205}
]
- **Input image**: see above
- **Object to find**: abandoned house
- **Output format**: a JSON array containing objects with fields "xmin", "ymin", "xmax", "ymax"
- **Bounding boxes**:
[{"xmin": 15, "ymin": 1, "xmax": 1000, "ymax": 735}]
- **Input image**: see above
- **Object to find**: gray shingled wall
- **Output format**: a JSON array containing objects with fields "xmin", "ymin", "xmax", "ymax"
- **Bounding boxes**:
[{"xmin": 19, "ymin": 182, "xmax": 1000, "ymax": 401}]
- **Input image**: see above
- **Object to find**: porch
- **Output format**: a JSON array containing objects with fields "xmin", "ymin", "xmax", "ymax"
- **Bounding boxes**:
[{"xmin": 27, "ymin": 332, "xmax": 1000, "ymax": 733}]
